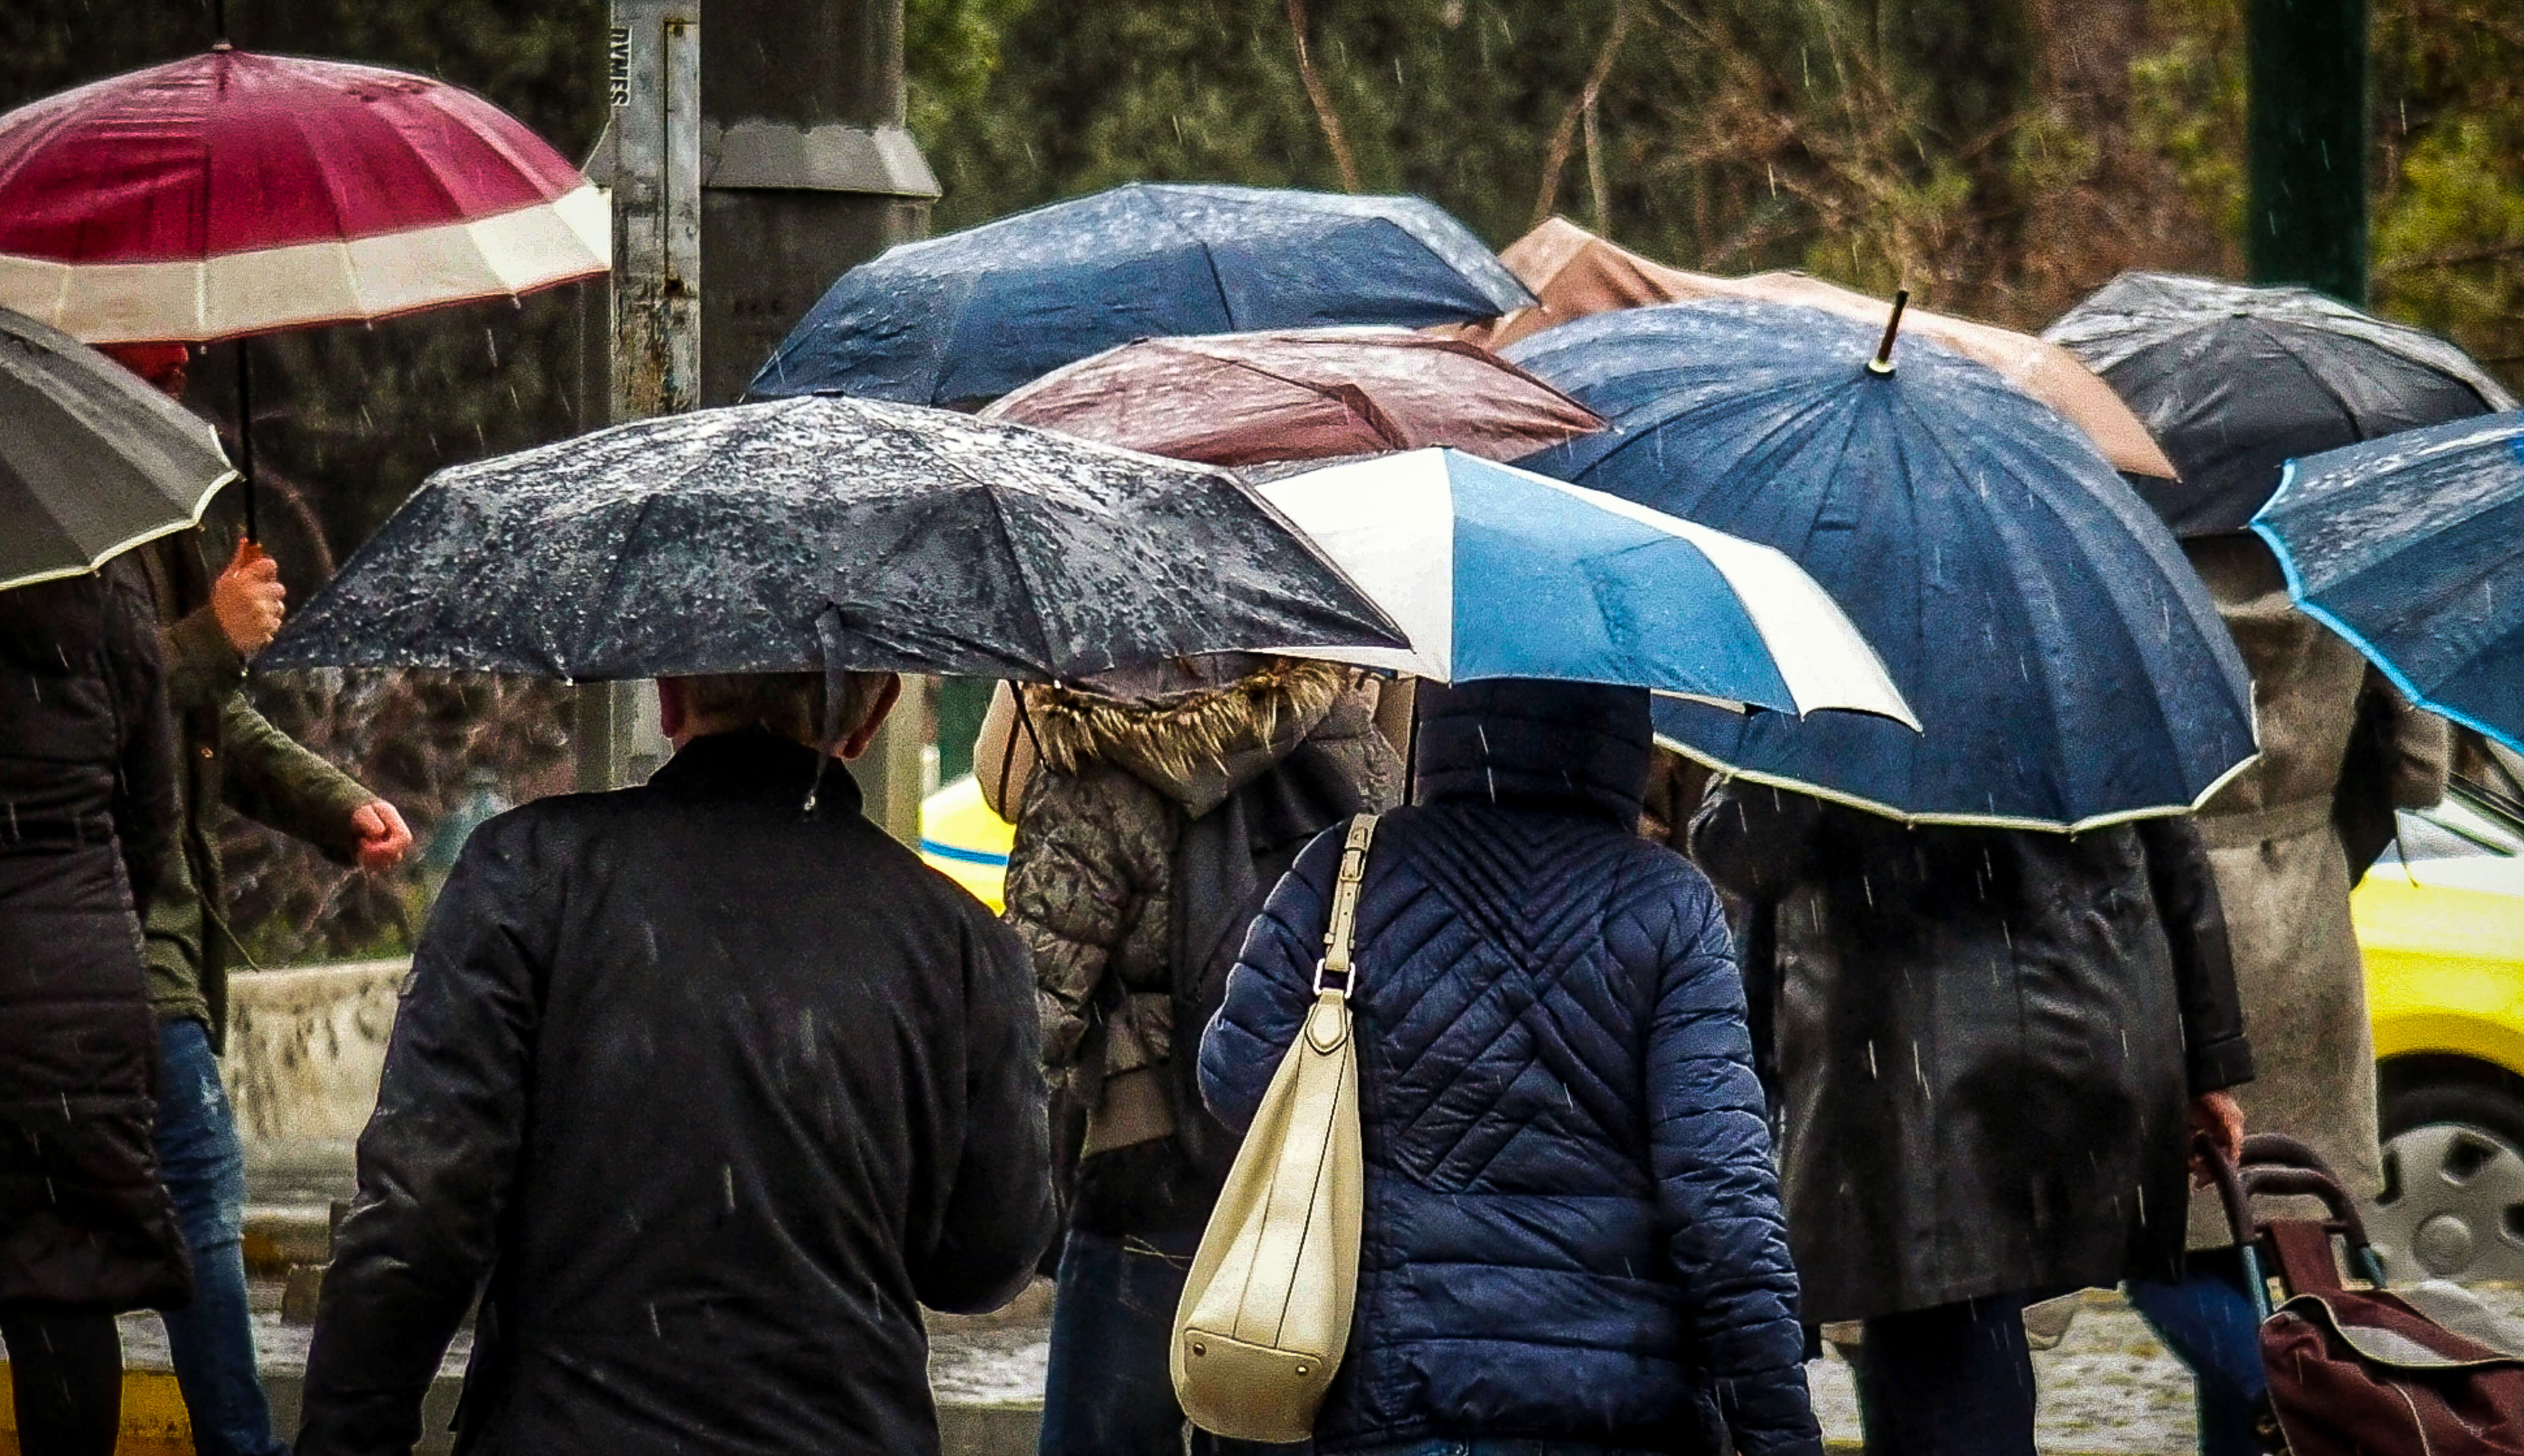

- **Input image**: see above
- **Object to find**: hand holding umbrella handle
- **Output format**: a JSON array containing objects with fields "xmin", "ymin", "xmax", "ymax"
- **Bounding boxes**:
[{"xmin": 212, "ymin": 538, "xmax": 285, "ymax": 656}]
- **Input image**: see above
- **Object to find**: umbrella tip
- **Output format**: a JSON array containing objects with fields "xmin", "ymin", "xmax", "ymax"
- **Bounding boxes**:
[{"xmin": 1868, "ymin": 288, "xmax": 1911, "ymax": 375}]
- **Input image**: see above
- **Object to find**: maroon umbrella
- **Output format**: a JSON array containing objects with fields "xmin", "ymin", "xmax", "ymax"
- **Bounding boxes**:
[
  {"xmin": 982, "ymin": 327, "xmax": 1604, "ymax": 465},
  {"xmin": 0, "ymin": 44, "xmax": 604, "ymax": 344},
  {"xmin": 0, "ymin": 44, "xmax": 607, "ymax": 538}
]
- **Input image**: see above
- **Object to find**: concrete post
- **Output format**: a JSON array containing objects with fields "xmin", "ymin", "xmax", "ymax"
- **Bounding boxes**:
[
  {"xmin": 2247, "ymin": 0, "xmax": 2369, "ymax": 303},
  {"xmin": 577, "ymin": 0, "xmax": 939, "ymax": 844}
]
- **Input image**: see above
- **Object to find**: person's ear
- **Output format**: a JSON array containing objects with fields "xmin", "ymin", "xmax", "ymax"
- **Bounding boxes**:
[
  {"xmin": 839, "ymin": 674, "xmax": 903, "ymax": 760},
  {"xmin": 657, "ymin": 678, "xmax": 688, "ymax": 741}
]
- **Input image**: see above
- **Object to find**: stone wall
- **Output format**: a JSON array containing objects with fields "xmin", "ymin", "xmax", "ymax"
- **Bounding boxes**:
[{"xmin": 223, "ymin": 959, "xmax": 408, "ymax": 1204}]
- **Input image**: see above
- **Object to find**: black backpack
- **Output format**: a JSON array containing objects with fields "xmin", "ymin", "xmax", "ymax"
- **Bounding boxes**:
[{"xmin": 1167, "ymin": 739, "xmax": 1369, "ymax": 1182}]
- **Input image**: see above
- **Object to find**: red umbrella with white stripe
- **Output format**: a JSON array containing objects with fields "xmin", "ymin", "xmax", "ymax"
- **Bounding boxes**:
[
  {"xmin": 0, "ymin": 43, "xmax": 608, "ymax": 532},
  {"xmin": 0, "ymin": 43, "xmax": 606, "ymax": 341}
]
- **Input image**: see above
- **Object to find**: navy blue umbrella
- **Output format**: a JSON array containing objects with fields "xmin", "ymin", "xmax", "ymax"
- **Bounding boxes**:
[
  {"xmin": 1510, "ymin": 297, "xmax": 2256, "ymax": 830},
  {"xmin": 746, "ymin": 183, "xmax": 1531, "ymax": 406},
  {"xmin": 2254, "ymin": 412, "xmax": 2524, "ymax": 755}
]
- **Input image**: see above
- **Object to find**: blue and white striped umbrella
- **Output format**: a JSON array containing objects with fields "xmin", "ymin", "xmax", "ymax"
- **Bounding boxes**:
[{"xmin": 1251, "ymin": 448, "xmax": 1917, "ymax": 725}]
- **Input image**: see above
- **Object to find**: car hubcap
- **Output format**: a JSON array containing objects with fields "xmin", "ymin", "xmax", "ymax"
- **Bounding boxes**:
[{"xmin": 2370, "ymin": 1123, "xmax": 2524, "ymax": 1283}]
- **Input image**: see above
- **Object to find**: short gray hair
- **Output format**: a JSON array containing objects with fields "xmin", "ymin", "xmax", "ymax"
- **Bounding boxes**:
[{"xmin": 672, "ymin": 670, "xmax": 891, "ymax": 745}]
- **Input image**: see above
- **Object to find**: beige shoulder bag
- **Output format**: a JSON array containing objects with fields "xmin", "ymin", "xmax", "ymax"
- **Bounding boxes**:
[{"xmin": 1172, "ymin": 813, "xmax": 1377, "ymax": 1443}]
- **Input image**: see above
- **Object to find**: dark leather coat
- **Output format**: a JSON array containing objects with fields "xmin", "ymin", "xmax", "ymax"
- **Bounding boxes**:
[
  {"xmin": 0, "ymin": 558, "xmax": 190, "ymax": 1310},
  {"xmin": 298, "ymin": 731, "xmax": 1056, "ymax": 1456},
  {"xmin": 1203, "ymin": 682, "xmax": 1819, "ymax": 1456},
  {"xmin": 1691, "ymin": 782, "xmax": 2254, "ymax": 1322}
]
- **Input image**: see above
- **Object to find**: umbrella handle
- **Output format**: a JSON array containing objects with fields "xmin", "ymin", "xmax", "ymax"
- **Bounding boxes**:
[{"xmin": 1869, "ymin": 288, "xmax": 1911, "ymax": 376}]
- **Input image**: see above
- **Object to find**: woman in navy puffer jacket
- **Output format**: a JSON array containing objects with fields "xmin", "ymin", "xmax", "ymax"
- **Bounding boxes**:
[{"xmin": 1200, "ymin": 679, "xmax": 1819, "ymax": 1456}]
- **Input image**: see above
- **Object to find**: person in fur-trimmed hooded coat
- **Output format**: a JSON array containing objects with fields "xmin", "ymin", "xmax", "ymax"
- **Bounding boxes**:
[{"xmin": 1003, "ymin": 655, "xmax": 1401, "ymax": 1456}]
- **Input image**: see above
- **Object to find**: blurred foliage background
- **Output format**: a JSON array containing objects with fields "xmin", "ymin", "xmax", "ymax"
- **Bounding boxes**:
[{"xmin": 4, "ymin": 0, "xmax": 2520, "ymax": 958}]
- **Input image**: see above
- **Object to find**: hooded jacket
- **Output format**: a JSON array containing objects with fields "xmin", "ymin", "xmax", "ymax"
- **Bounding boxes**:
[
  {"xmin": 1691, "ymin": 781, "xmax": 2253, "ymax": 1322},
  {"xmin": 1002, "ymin": 658, "xmax": 1400, "ymax": 1230},
  {"xmin": 0, "ymin": 558, "xmax": 192, "ymax": 1310},
  {"xmin": 297, "ymin": 731, "xmax": 1054, "ymax": 1456},
  {"xmin": 1202, "ymin": 681, "xmax": 1819, "ymax": 1456}
]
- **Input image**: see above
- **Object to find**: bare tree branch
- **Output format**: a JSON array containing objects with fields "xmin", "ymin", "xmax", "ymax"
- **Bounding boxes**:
[
  {"xmin": 1285, "ymin": 0, "xmax": 1362, "ymax": 193},
  {"xmin": 1531, "ymin": 3, "xmax": 1632, "ymax": 230},
  {"xmin": 1584, "ymin": 96, "xmax": 1611, "ymax": 231}
]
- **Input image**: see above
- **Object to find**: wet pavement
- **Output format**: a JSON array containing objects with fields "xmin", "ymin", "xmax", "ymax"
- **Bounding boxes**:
[{"xmin": 99, "ymin": 1279, "xmax": 2524, "ymax": 1454}]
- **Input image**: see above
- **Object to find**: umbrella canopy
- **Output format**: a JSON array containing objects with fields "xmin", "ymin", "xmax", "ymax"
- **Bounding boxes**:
[
  {"xmin": 981, "ymin": 327, "xmax": 1603, "ymax": 465},
  {"xmin": 1511, "ymin": 297, "xmax": 2256, "ymax": 830},
  {"xmin": 1461, "ymin": 217, "xmax": 2177, "ymax": 478},
  {"xmin": 260, "ymin": 396, "xmax": 1405, "ymax": 682},
  {"xmin": 0, "ymin": 44, "xmax": 607, "ymax": 343},
  {"xmin": 2046, "ymin": 271, "xmax": 2515, "ymax": 536},
  {"xmin": 2253, "ymin": 412, "xmax": 2524, "ymax": 755},
  {"xmin": 746, "ymin": 183, "xmax": 1532, "ymax": 406},
  {"xmin": 0, "ymin": 307, "xmax": 235, "ymax": 591},
  {"xmin": 1248, "ymin": 448, "xmax": 1915, "ymax": 722}
]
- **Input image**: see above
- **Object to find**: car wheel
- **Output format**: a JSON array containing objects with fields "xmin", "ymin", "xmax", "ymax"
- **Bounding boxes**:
[{"xmin": 2373, "ymin": 1080, "xmax": 2524, "ymax": 1283}]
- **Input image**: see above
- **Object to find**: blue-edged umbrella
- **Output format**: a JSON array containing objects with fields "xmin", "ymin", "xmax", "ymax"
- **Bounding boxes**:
[
  {"xmin": 1248, "ymin": 448, "xmax": 1916, "ymax": 724},
  {"xmin": 1511, "ymin": 297, "xmax": 2256, "ymax": 830},
  {"xmin": 2253, "ymin": 412, "xmax": 2524, "ymax": 755},
  {"xmin": 746, "ymin": 183, "xmax": 1532, "ymax": 406}
]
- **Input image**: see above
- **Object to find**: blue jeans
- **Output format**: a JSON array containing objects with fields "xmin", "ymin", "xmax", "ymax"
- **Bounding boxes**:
[
  {"xmin": 1851, "ymin": 1293, "xmax": 2038, "ymax": 1456},
  {"xmin": 154, "ymin": 1017, "xmax": 289, "ymax": 1456},
  {"xmin": 1346, "ymin": 1444, "xmax": 1670, "ymax": 1455},
  {"xmin": 1040, "ymin": 1226, "xmax": 1308, "ymax": 1456},
  {"xmin": 2127, "ymin": 1251, "xmax": 2267, "ymax": 1456}
]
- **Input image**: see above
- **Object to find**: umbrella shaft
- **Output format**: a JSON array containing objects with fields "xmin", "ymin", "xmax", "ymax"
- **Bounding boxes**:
[{"xmin": 235, "ymin": 338, "xmax": 257, "ymax": 541}]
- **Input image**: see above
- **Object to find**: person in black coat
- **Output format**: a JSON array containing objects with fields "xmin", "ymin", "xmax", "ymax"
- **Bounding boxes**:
[
  {"xmin": 297, "ymin": 670, "xmax": 1057, "ymax": 1456},
  {"xmin": 1691, "ymin": 782, "xmax": 2253, "ymax": 1456},
  {"xmin": 1202, "ymin": 680, "xmax": 1820, "ymax": 1456},
  {"xmin": 0, "ymin": 556, "xmax": 192, "ymax": 1456}
]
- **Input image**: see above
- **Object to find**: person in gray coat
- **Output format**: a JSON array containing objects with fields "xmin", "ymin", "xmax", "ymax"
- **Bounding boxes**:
[
  {"xmin": 1693, "ymin": 785, "xmax": 2253, "ymax": 1456},
  {"xmin": 2124, "ymin": 532, "xmax": 2448, "ymax": 1456}
]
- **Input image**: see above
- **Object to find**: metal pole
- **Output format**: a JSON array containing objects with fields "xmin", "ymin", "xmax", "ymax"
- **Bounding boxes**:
[
  {"xmin": 2247, "ymin": 0, "xmax": 2369, "ymax": 304},
  {"xmin": 577, "ymin": 0, "xmax": 701, "ymax": 792}
]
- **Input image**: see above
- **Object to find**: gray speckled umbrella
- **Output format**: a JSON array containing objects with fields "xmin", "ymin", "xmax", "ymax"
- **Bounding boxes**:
[
  {"xmin": 261, "ymin": 395, "xmax": 1404, "ymax": 681},
  {"xmin": 0, "ymin": 307, "xmax": 235, "ymax": 591},
  {"xmin": 2046, "ymin": 271, "xmax": 2515, "ymax": 536}
]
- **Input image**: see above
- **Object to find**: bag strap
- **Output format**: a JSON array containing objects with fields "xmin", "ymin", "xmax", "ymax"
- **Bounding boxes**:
[{"xmin": 1313, "ymin": 814, "xmax": 1379, "ymax": 997}]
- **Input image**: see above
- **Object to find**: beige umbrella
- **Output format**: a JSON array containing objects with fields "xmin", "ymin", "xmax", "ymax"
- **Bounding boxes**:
[{"xmin": 1460, "ymin": 217, "xmax": 2178, "ymax": 480}]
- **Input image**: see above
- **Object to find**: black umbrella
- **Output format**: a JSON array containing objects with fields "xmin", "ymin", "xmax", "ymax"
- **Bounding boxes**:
[
  {"xmin": 2044, "ymin": 272, "xmax": 2515, "ymax": 536},
  {"xmin": 0, "ymin": 307, "xmax": 236, "ymax": 592},
  {"xmin": 260, "ymin": 395, "xmax": 1404, "ymax": 682}
]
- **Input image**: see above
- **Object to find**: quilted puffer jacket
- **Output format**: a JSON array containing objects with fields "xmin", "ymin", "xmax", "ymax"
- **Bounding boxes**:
[
  {"xmin": 1201, "ymin": 680, "xmax": 1819, "ymax": 1456},
  {"xmin": 0, "ymin": 559, "xmax": 190, "ymax": 1310}
]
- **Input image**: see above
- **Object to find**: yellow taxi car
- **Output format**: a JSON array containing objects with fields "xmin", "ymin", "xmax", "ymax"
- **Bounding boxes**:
[
  {"xmin": 926, "ymin": 759, "xmax": 2524, "ymax": 1283},
  {"xmin": 2361, "ymin": 771, "xmax": 2524, "ymax": 1283},
  {"xmin": 921, "ymin": 773, "xmax": 1015, "ymax": 912}
]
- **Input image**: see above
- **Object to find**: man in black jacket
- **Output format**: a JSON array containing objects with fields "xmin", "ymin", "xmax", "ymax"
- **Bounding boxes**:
[{"xmin": 299, "ymin": 670, "xmax": 1056, "ymax": 1456}]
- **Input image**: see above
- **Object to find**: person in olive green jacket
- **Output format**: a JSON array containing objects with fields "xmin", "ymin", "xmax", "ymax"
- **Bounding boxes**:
[
  {"xmin": 138, "ymin": 528, "xmax": 412, "ymax": 1456},
  {"xmin": 107, "ymin": 341, "xmax": 414, "ymax": 1456}
]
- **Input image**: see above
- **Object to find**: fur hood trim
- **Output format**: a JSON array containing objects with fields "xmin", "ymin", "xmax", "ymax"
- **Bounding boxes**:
[{"xmin": 1021, "ymin": 659, "xmax": 1356, "ymax": 808}]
